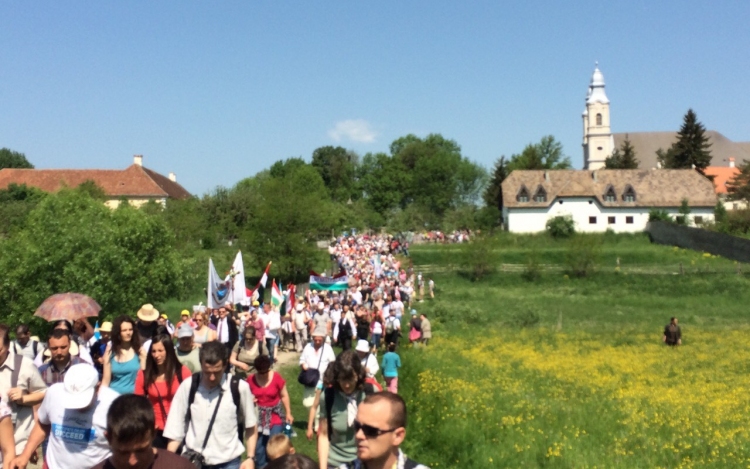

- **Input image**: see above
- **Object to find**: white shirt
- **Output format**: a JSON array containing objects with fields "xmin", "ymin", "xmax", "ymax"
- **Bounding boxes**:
[
  {"xmin": 13, "ymin": 341, "xmax": 40, "ymax": 361},
  {"xmin": 0, "ymin": 350, "xmax": 47, "ymax": 455},
  {"xmin": 360, "ymin": 353, "xmax": 379, "ymax": 378},
  {"xmin": 163, "ymin": 375, "xmax": 257, "ymax": 466},
  {"xmin": 298, "ymin": 343, "xmax": 336, "ymax": 387},
  {"xmin": 217, "ymin": 317, "xmax": 230, "ymax": 344},
  {"xmin": 38, "ymin": 384, "xmax": 119, "ymax": 469},
  {"xmin": 372, "ymin": 321, "xmax": 383, "ymax": 335},
  {"xmin": 264, "ymin": 312, "xmax": 281, "ymax": 339}
]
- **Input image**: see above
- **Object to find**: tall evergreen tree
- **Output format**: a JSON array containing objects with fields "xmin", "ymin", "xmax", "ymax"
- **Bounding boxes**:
[
  {"xmin": 658, "ymin": 109, "xmax": 712, "ymax": 171},
  {"xmin": 483, "ymin": 156, "xmax": 508, "ymax": 210},
  {"xmin": 726, "ymin": 160, "xmax": 750, "ymax": 202},
  {"xmin": 605, "ymin": 135, "xmax": 639, "ymax": 169}
]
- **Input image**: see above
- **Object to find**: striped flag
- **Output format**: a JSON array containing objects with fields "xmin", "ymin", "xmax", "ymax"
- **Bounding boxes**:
[
  {"xmin": 309, "ymin": 270, "xmax": 349, "ymax": 291},
  {"xmin": 259, "ymin": 261, "xmax": 272, "ymax": 288},
  {"xmin": 271, "ymin": 279, "xmax": 283, "ymax": 306}
]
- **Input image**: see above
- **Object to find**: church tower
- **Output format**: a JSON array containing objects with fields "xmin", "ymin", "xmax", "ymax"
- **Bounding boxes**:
[{"xmin": 582, "ymin": 63, "xmax": 614, "ymax": 169}]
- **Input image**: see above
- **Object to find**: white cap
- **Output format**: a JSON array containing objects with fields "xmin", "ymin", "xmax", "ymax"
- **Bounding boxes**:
[
  {"xmin": 63, "ymin": 364, "xmax": 99, "ymax": 409},
  {"xmin": 355, "ymin": 339, "xmax": 370, "ymax": 353},
  {"xmin": 295, "ymin": 304, "xmax": 304, "ymax": 311}
]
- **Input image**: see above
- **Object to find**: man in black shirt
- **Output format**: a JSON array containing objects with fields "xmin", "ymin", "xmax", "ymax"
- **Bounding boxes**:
[{"xmin": 663, "ymin": 317, "xmax": 682, "ymax": 346}]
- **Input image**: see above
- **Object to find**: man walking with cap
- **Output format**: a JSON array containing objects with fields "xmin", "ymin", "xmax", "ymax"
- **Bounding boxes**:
[
  {"xmin": 298, "ymin": 331, "xmax": 335, "ymax": 431},
  {"xmin": 355, "ymin": 340, "xmax": 379, "ymax": 379},
  {"xmin": 11, "ymin": 363, "xmax": 119, "ymax": 469},
  {"xmin": 175, "ymin": 324, "xmax": 201, "ymax": 373}
]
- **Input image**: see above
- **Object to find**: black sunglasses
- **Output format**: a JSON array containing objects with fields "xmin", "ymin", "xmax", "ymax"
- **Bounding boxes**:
[{"xmin": 353, "ymin": 420, "xmax": 398, "ymax": 438}]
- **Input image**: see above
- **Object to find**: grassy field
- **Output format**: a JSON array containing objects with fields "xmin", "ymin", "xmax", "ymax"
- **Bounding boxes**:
[{"xmin": 394, "ymin": 233, "xmax": 750, "ymax": 468}]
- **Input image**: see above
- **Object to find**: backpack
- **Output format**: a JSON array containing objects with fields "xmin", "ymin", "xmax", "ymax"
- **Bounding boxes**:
[
  {"xmin": 187, "ymin": 372, "xmax": 244, "ymax": 443},
  {"xmin": 385, "ymin": 318, "xmax": 395, "ymax": 334},
  {"xmin": 13, "ymin": 340, "xmax": 38, "ymax": 358}
]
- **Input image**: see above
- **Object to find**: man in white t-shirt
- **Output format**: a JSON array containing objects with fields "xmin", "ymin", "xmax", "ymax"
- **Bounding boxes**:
[{"xmin": 12, "ymin": 363, "xmax": 118, "ymax": 469}]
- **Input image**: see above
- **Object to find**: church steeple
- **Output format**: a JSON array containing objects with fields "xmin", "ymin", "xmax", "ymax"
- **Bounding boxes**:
[{"xmin": 582, "ymin": 63, "xmax": 614, "ymax": 170}]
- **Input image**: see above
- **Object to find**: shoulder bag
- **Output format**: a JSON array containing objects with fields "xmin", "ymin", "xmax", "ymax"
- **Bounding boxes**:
[
  {"xmin": 297, "ymin": 346, "xmax": 324, "ymax": 387},
  {"xmin": 182, "ymin": 389, "xmax": 224, "ymax": 469}
]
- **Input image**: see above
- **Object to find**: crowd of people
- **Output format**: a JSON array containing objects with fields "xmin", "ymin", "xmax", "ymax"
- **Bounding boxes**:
[{"xmin": 0, "ymin": 234, "xmax": 433, "ymax": 469}]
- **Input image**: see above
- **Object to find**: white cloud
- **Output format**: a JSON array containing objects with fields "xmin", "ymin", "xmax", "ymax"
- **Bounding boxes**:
[{"xmin": 328, "ymin": 119, "xmax": 378, "ymax": 143}]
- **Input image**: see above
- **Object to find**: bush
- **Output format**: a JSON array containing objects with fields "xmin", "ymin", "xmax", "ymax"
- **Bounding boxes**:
[
  {"xmin": 565, "ymin": 235, "xmax": 601, "ymax": 277},
  {"xmin": 460, "ymin": 234, "xmax": 498, "ymax": 281},
  {"xmin": 506, "ymin": 310, "xmax": 541, "ymax": 328},
  {"xmin": 546, "ymin": 216, "xmax": 575, "ymax": 239},
  {"xmin": 648, "ymin": 209, "xmax": 672, "ymax": 223},
  {"xmin": 521, "ymin": 250, "xmax": 542, "ymax": 282}
]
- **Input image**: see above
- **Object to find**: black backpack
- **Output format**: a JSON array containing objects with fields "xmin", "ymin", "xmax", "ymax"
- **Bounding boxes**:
[{"xmin": 186, "ymin": 373, "xmax": 244, "ymax": 443}]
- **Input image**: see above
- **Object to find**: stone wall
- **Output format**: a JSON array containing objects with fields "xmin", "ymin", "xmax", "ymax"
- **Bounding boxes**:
[{"xmin": 646, "ymin": 221, "xmax": 750, "ymax": 263}]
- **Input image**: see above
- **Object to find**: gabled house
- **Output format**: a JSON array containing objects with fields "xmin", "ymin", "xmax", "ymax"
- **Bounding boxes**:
[
  {"xmin": 0, "ymin": 155, "xmax": 191, "ymax": 208},
  {"xmin": 501, "ymin": 169, "xmax": 717, "ymax": 233}
]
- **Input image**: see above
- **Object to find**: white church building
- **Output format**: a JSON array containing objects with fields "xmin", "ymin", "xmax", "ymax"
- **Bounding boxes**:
[{"xmin": 501, "ymin": 65, "xmax": 717, "ymax": 233}]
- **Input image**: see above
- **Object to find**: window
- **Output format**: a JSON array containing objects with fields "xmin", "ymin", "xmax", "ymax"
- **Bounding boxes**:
[
  {"xmin": 626, "ymin": 216, "xmax": 634, "ymax": 224},
  {"xmin": 608, "ymin": 216, "xmax": 616, "ymax": 224},
  {"xmin": 604, "ymin": 186, "xmax": 616, "ymax": 203},
  {"xmin": 623, "ymin": 185, "xmax": 636, "ymax": 202},
  {"xmin": 516, "ymin": 186, "xmax": 530, "ymax": 203},
  {"xmin": 694, "ymin": 216, "xmax": 704, "ymax": 224},
  {"xmin": 533, "ymin": 186, "xmax": 547, "ymax": 203},
  {"xmin": 589, "ymin": 216, "xmax": 597, "ymax": 224},
  {"xmin": 596, "ymin": 113, "xmax": 602, "ymax": 125}
]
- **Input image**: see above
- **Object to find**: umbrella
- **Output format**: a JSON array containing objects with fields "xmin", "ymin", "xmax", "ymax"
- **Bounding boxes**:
[{"xmin": 34, "ymin": 293, "xmax": 101, "ymax": 322}]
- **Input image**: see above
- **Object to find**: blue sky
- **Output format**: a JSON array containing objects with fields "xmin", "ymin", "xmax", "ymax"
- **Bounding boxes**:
[{"xmin": 1, "ymin": 1, "xmax": 748, "ymax": 195}]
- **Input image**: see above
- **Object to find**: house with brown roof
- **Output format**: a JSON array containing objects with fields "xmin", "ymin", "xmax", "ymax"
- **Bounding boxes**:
[
  {"xmin": 0, "ymin": 155, "xmax": 191, "ymax": 208},
  {"xmin": 502, "ymin": 169, "xmax": 717, "ymax": 233},
  {"xmin": 703, "ymin": 158, "xmax": 746, "ymax": 211}
]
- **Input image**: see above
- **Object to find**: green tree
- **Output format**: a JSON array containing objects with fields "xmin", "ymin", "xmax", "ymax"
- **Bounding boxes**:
[
  {"xmin": 310, "ymin": 146, "xmax": 359, "ymax": 202},
  {"xmin": 247, "ymin": 164, "xmax": 336, "ymax": 282},
  {"xmin": 677, "ymin": 198, "xmax": 691, "ymax": 226},
  {"xmin": 0, "ymin": 189, "xmax": 185, "ymax": 325},
  {"xmin": 0, "ymin": 184, "xmax": 47, "ymax": 237},
  {"xmin": 359, "ymin": 152, "xmax": 410, "ymax": 216},
  {"xmin": 605, "ymin": 135, "xmax": 639, "ymax": 169},
  {"xmin": 507, "ymin": 136, "xmax": 572, "ymax": 171},
  {"xmin": 658, "ymin": 109, "xmax": 712, "ymax": 171},
  {"xmin": 483, "ymin": 156, "xmax": 508, "ymax": 210},
  {"xmin": 269, "ymin": 157, "xmax": 307, "ymax": 179},
  {"xmin": 0, "ymin": 148, "xmax": 34, "ymax": 169},
  {"xmin": 714, "ymin": 200, "xmax": 728, "ymax": 232},
  {"xmin": 726, "ymin": 160, "xmax": 750, "ymax": 203}
]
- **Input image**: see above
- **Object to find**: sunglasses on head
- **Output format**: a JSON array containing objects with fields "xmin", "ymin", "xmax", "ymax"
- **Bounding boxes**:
[{"xmin": 353, "ymin": 420, "xmax": 398, "ymax": 438}]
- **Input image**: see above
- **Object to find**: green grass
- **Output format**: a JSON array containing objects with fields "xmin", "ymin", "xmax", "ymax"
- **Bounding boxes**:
[{"xmin": 394, "ymin": 233, "xmax": 750, "ymax": 468}]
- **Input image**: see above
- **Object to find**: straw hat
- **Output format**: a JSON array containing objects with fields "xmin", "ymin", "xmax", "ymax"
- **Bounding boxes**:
[
  {"xmin": 99, "ymin": 321, "xmax": 113, "ymax": 333},
  {"xmin": 137, "ymin": 304, "xmax": 160, "ymax": 322}
]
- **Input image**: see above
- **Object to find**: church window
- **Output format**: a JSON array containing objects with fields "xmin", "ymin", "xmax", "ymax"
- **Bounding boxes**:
[
  {"xmin": 623, "ymin": 185, "xmax": 636, "ymax": 202},
  {"xmin": 596, "ymin": 113, "xmax": 602, "ymax": 125},
  {"xmin": 517, "ymin": 186, "xmax": 530, "ymax": 203},
  {"xmin": 533, "ymin": 186, "xmax": 547, "ymax": 203},
  {"xmin": 603, "ymin": 186, "xmax": 617, "ymax": 203}
]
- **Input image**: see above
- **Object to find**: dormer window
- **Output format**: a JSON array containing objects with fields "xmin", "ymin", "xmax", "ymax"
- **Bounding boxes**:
[
  {"xmin": 533, "ymin": 186, "xmax": 547, "ymax": 203},
  {"xmin": 517, "ymin": 186, "xmax": 530, "ymax": 203},
  {"xmin": 596, "ymin": 113, "xmax": 602, "ymax": 126},
  {"xmin": 604, "ymin": 185, "xmax": 616, "ymax": 203},
  {"xmin": 623, "ymin": 185, "xmax": 636, "ymax": 202}
]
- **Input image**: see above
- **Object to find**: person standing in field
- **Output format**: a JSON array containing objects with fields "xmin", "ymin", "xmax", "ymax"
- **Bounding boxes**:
[
  {"xmin": 419, "ymin": 313, "xmax": 431, "ymax": 346},
  {"xmin": 663, "ymin": 317, "xmax": 682, "ymax": 346},
  {"xmin": 428, "ymin": 278, "xmax": 435, "ymax": 299}
]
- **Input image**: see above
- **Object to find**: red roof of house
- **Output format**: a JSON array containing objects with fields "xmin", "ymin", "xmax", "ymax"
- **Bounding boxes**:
[
  {"xmin": 0, "ymin": 164, "xmax": 191, "ymax": 199},
  {"xmin": 704, "ymin": 166, "xmax": 740, "ymax": 194}
]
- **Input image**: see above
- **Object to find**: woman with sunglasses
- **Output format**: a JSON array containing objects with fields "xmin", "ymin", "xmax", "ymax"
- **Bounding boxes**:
[
  {"xmin": 229, "ymin": 325, "xmax": 266, "ymax": 379},
  {"xmin": 192, "ymin": 311, "xmax": 216, "ymax": 345},
  {"xmin": 134, "ymin": 333, "xmax": 191, "ymax": 448},
  {"xmin": 248, "ymin": 355, "xmax": 293, "ymax": 468},
  {"xmin": 318, "ymin": 350, "xmax": 367, "ymax": 469}
]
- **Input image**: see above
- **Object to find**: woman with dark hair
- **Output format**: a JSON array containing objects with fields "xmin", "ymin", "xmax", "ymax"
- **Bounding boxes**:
[
  {"xmin": 318, "ymin": 350, "xmax": 367, "ymax": 468},
  {"xmin": 134, "ymin": 333, "xmax": 191, "ymax": 448},
  {"xmin": 229, "ymin": 325, "xmax": 266, "ymax": 379},
  {"xmin": 102, "ymin": 315, "xmax": 146, "ymax": 394},
  {"xmin": 248, "ymin": 354, "xmax": 293, "ymax": 468}
]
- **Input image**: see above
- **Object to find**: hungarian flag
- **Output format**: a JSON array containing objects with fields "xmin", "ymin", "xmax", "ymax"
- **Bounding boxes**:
[
  {"xmin": 282, "ymin": 284, "xmax": 296, "ymax": 317},
  {"xmin": 271, "ymin": 279, "xmax": 283, "ymax": 306},
  {"xmin": 309, "ymin": 270, "xmax": 348, "ymax": 291}
]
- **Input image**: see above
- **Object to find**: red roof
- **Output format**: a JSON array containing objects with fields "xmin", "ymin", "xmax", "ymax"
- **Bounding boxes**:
[
  {"xmin": 0, "ymin": 164, "xmax": 191, "ymax": 199},
  {"xmin": 704, "ymin": 166, "xmax": 740, "ymax": 195}
]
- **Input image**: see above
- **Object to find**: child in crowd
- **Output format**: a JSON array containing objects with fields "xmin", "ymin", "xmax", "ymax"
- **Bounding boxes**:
[
  {"xmin": 266, "ymin": 434, "xmax": 295, "ymax": 461},
  {"xmin": 381, "ymin": 342, "xmax": 401, "ymax": 393}
]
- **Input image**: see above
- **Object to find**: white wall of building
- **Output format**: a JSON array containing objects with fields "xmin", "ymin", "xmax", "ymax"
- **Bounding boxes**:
[{"xmin": 505, "ymin": 197, "xmax": 714, "ymax": 233}]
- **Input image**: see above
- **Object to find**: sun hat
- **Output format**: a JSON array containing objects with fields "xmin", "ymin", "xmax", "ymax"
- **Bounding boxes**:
[
  {"xmin": 312, "ymin": 330, "xmax": 326, "ymax": 338},
  {"xmin": 181, "ymin": 310, "xmax": 190, "ymax": 317},
  {"xmin": 99, "ymin": 321, "xmax": 113, "ymax": 333},
  {"xmin": 355, "ymin": 340, "xmax": 370, "ymax": 353},
  {"xmin": 137, "ymin": 304, "xmax": 160, "ymax": 322},
  {"xmin": 177, "ymin": 324, "xmax": 194, "ymax": 339},
  {"xmin": 62, "ymin": 364, "xmax": 99, "ymax": 409},
  {"xmin": 295, "ymin": 304, "xmax": 304, "ymax": 311}
]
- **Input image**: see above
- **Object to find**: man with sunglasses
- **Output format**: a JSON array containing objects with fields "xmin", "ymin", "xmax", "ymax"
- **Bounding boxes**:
[{"xmin": 340, "ymin": 392, "xmax": 430, "ymax": 469}]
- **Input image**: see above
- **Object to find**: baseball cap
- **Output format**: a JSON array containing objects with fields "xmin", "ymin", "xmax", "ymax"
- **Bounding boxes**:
[
  {"xmin": 177, "ymin": 324, "xmax": 194, "ymax": 339},
  {"xmin": 63, "ymin": 364, "xmax": 99, "ymax": 409},
  {"xmin": 181, "ymin": 310, "xmax": 190, "ymax": 317}
]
